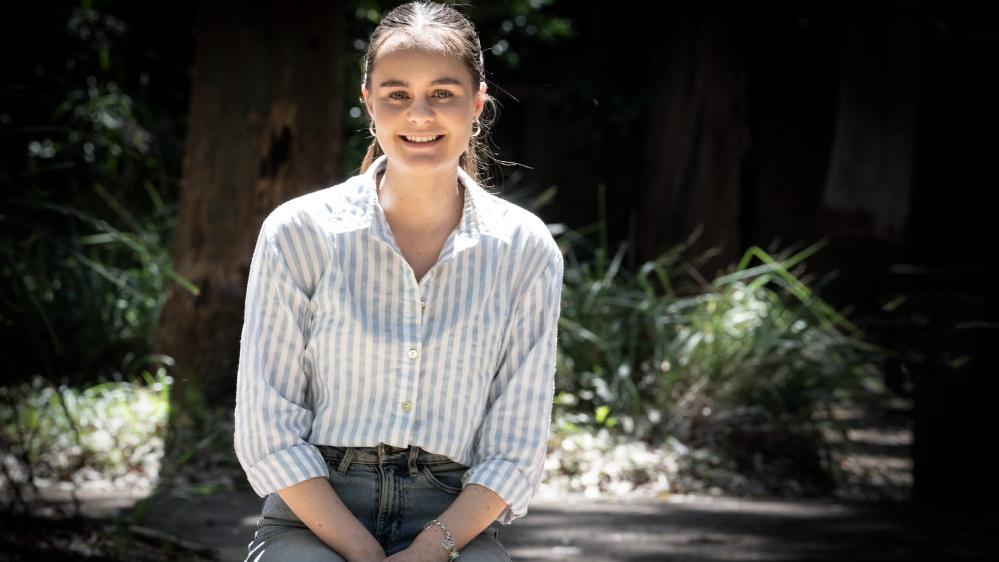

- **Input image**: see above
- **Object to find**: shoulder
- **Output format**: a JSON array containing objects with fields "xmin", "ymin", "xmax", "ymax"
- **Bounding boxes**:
[
  {"xmin": 253, "ymin": 174, "xmax": 369, "ymax": 294},
  {"xmin": 480, "ymin": 190, "xmax": 563, "ymax": 273},
  {"xmin": 259, "ymin": 172, "xmax": 370, "ymax": 245}
]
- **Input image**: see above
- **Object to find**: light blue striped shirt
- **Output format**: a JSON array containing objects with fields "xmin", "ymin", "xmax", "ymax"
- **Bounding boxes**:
[{"xmin": 233, "ymin": 154, "xmax": 564, "ymax": 525}]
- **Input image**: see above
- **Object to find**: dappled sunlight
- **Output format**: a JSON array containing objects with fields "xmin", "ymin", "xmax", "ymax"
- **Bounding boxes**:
[
  {"xmin": 506, "ymin": 495, "xmax": 921, "ymax": 561},
  {"xmin": 0, "ymin": 371, "xmax": 171, "ymax": 496}
]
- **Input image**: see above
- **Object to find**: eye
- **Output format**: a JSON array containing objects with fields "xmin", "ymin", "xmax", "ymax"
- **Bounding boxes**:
[
  {"xmin": 431, "ymin": 89, "xmax": 454, "ymax": 99},
  {"xmin": 388, "ymin": 91, "xmax": 409, "ymax": 100}
]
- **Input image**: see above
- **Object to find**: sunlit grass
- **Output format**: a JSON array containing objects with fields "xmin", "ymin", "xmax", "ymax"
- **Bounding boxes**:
[
  {"xmin": 545, "ymin": 185, "xmax": 896, "ymax": 496},
  {"xmin": 0, "ymin": 369, "xmax": 171, "ymax": 495}
]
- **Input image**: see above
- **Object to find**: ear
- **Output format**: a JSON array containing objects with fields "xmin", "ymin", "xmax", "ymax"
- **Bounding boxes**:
[
  {"xmin": 361, "ymin": 85, "xmax": 374, "ymax": 119},
  {"xmin": 474, "ymin": 82, "xmax": 487, "ymax": 119}
]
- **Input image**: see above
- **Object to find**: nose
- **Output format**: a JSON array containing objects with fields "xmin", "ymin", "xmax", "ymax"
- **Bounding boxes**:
[{"xmin": 407, "ymin": 97, "xmax": 435, "ymax": 126}]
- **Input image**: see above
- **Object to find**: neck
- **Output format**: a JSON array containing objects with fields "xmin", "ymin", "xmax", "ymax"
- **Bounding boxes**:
[{"xmin": 376, "ymin": 162, "xmax": 465, "ymax": 230}]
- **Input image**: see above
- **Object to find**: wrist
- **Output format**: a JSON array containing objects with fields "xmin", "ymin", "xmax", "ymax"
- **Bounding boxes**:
[
  {"xmin": 415, "ymin": 523, "xmax": 455, "ymax": 561},
  {"xmin": 343, "ymin": 536, "xmax": 383, "ymax": 561}
]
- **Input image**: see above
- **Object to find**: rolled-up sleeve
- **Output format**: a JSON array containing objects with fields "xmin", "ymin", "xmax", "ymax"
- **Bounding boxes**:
[
  {"xmin": 462, "ymin": 242, "xmax": 564, "ymax": 525},
  {"xmin": 233, "ymin": 217, "xmax": 328, "ymax": 497}
]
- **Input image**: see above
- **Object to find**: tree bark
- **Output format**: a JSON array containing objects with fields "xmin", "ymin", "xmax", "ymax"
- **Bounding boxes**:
[
  {"xmin": 637, "ymin": 2, "xmax": 752, "ymax": 279},
  {"xmin": 820, "ymin": 9, "xmax": 920, "ymax": 244},
  {"xmin": 156, "ymin": 0, "xmax": 345, "ymax": 415}
]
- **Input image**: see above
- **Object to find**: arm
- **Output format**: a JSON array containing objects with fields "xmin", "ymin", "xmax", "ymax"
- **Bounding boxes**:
[
  {"xmin": 234, "ymin": 218, "xmax": 328, "ymax": 497},
  {"xmin": 408, "ymin": 484, "xmax": 508, "ymax": 559},
  {"xmin": 426, "ymin": 241, "xmax": 565, "ymax": 548},
  {"xmin": 233, "ymin": 218, "xmax": 382, "ymax": 559},
  {"xmin": 278, "ymin": 477, "xmax": 384, "ymax": 561}
]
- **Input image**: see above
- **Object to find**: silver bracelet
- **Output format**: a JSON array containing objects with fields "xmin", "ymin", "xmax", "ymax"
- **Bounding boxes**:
[{"xmin": 423, "ymin": 518, "xmax": 460, "ymax": 560}]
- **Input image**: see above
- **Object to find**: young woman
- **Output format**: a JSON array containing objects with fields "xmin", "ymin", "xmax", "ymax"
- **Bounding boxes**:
[{"xmin": 235, "ymin": 2, "xmax": 564, "ymax": 560}]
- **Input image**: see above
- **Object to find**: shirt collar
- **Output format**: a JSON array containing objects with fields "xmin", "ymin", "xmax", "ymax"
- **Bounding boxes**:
[{"xmin": 360, "ymin": 154, "xmax": 507, "ymax": 255}]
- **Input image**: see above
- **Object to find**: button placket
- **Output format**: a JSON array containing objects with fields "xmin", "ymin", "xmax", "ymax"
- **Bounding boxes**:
[
  {"xmin": 417, "ymin": 275, "xmax": 432, "ymax": 315},
  {"xmin": 403, "ymin": 277, "xmax": 426, "ymax": 428}
]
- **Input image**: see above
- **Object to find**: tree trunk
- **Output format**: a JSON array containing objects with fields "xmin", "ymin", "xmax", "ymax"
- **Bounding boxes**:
[
  {"xmin": 637, "ymin": 2, "xmax": 751, "ymax": 279},
  {"xmin": 156, "ymin": 0, "xmax": 345, "ymax": 419},
  {"xmin": 817, "ymin": 8, "xmax": 920, "ymax": 260}
]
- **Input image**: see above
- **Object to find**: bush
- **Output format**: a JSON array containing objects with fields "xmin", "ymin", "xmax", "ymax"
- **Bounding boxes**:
[
  {"xmin": 0, "ymin": 369, "xmax": 171, "ymax": 512},
  {"xmin": 549, "ymin": 185, "xmax": 895, "ymax": 495}
]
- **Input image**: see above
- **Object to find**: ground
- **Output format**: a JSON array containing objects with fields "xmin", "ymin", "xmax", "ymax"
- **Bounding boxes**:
[{"xmin": 2, "ymin": 400, "xmax": 994, "ymax": 561}]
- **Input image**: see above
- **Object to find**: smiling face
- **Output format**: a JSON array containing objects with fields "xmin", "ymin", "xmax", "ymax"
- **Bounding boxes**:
[{"xmin": 362, "ymin": 48, "xmax": 486, "ymax": 174}]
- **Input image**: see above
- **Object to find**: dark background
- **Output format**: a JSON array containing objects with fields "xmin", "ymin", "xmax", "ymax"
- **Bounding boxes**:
[{"xmin": 3, "ymin": 0, "xmax": 997, "ymax": 516}]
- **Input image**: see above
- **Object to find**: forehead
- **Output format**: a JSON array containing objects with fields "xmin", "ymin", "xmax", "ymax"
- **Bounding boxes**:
[{"xmin": 370, "ymin": 47, "xmax": 473, "ymax": 87}]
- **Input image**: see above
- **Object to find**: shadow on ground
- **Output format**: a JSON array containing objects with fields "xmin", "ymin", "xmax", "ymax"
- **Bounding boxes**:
[{"xmin": 112, "ymin": 489, "xmax": 995, "ymax": 562}]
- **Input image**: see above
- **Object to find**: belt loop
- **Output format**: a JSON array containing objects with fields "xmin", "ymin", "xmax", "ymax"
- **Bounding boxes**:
[
  {"xmin": 336, "ymin": 447, "xmax": 354, "ymax": 475},
  {"xmin": 407, "ymin": 445, "xmax": 419, "ymax": 477},
  {"xmin": 377, "ymin": 443, "xmax": 386, "ymax": 464}
]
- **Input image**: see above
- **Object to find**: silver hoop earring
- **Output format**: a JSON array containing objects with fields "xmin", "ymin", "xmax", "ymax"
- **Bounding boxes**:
[
  {"xmin": 369, "ymin": 122, "xmax": 376, "ymax": 137},
  {"xmin": 471, "ymin": 120, "xmax": 481, "ymax": 137}
]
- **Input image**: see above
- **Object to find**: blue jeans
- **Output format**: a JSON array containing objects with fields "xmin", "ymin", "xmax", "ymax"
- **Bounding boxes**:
[{"xmin": 244, "ymin": 443, "xmax": 512, "ymax": 561}]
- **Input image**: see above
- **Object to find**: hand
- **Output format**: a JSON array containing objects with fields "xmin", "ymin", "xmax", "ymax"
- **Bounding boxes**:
[
  {"xmin": 383, "ymin": 533, "xmax": 448, "ymax": 562},
  {"xmin": 383, "ymin": 547, "xmax": 444, "ymax": 562},
  {"xmin": 345, "ymin": 539, "xmax": 387, "ymax": 562},
  {"xmin": 347, "ymin": 550, "xmax": 386, "ymax": 562}
]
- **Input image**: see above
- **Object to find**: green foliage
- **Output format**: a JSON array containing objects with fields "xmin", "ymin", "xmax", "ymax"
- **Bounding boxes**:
[
  {"xmin": 0, "ymin": 1, "xmax": 198, "ymax": 510},
  {"xmin": 0, "ymin": 365, "xmax": 240, "ymax": 515},
  {"xmin": 0, "ymin": 369, "xmax": 171, "ymax": 507},
  {"xmin": 152, "ymin": 390, "xmax": 239, "ymax": 497},
  {"xmin": 3, "ymin": 181, "xmax": 194, "ymax": 388},
  {"xmin": 541, "ymin": 185, "xmax": 895, "ymax": 494},
  {"xmin": 1, "ymin": 2, "xmax": 193, "ymax": 388}
]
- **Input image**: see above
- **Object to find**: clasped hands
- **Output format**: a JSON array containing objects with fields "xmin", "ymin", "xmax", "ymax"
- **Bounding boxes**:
[{"xmin": 350, "ymin": 529, "xmax": 451, "ymax": 562}]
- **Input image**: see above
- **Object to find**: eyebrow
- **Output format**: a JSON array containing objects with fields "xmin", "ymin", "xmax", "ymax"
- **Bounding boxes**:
[{"xmin": 378, "ymin": 77, "xmax": 465, "ymax": 88}]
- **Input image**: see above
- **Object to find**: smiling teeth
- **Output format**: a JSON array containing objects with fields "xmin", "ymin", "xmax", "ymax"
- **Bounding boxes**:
[{"xmin": 405, "ymin": 135, "xmax": 441, "ymax": 143}]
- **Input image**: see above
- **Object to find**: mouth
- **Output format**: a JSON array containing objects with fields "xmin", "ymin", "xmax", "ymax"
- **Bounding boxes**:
[{"xmin": 399, "ymin": 134, "xmax": 445, "ymax": 147}]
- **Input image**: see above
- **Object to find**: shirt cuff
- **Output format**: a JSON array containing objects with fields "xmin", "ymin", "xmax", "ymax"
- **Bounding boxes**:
[
  {"xmin": 244, "ymin": 443, "xmax": 330, "ymax": 497},
  {"xmin": 462, "ymin": 457, "xmax": 535, "ymax": 525}
]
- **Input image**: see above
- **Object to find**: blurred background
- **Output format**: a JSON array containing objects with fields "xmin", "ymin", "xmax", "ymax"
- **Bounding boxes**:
[{"xmin": 1, "ymin": 0, "xmax": 997, "ymax": 560}]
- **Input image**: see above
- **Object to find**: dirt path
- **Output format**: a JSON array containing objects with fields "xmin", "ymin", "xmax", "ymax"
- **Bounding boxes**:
[{"xmin": 5, "ymin": 398, "xmax": 995, "ymax": 560}]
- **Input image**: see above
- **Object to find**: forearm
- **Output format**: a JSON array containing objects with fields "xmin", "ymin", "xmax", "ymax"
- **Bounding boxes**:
[
  {"xmin": 411, "ymin": 483, "xmax": 508, "ymax": 558},
  {"xmin": 277, "ymin": 476, "xmax": 382, "ymax": 560}
]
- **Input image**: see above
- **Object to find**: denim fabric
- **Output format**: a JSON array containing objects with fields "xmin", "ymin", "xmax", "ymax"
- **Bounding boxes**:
[{"xmin": 244, "ymin": 443, "xmax": 512, "ymax": 561}]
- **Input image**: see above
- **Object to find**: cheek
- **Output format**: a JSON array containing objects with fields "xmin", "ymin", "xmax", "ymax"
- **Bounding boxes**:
[
  {"xmin": 438, "ymin": 105, "xmax": 476, "ymax": 127},
  {"xmin": 373, "ymin": 103, "xmax": 404, "ymax": 120}
]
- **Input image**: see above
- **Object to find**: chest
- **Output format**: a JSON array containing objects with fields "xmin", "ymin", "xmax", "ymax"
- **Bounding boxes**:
[
  {"xmin": 391, "ymin": 226, "xmax": 452, "ymax": 284},
  {"xmin": 307, "ymin": 232, "xmax": 516, "ymax": 383}
]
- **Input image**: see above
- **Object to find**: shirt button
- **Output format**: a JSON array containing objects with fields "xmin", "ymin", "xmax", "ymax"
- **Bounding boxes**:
[
  {"xmin": 407, "ymin": 348, "xmax": 418, "ymax": 360},
  {"xmin": 420, "ymin": 299, "xmax": 427, "ymax": 310},
  {"xmin": 401, "ymin": 400, "xmax": 413, "ymax": 413}
]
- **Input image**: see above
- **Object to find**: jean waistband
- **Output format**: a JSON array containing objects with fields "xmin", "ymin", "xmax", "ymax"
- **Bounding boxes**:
[{"xmin": 315, "ymin": 442, "xmax": 468, "ymax": 477}]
